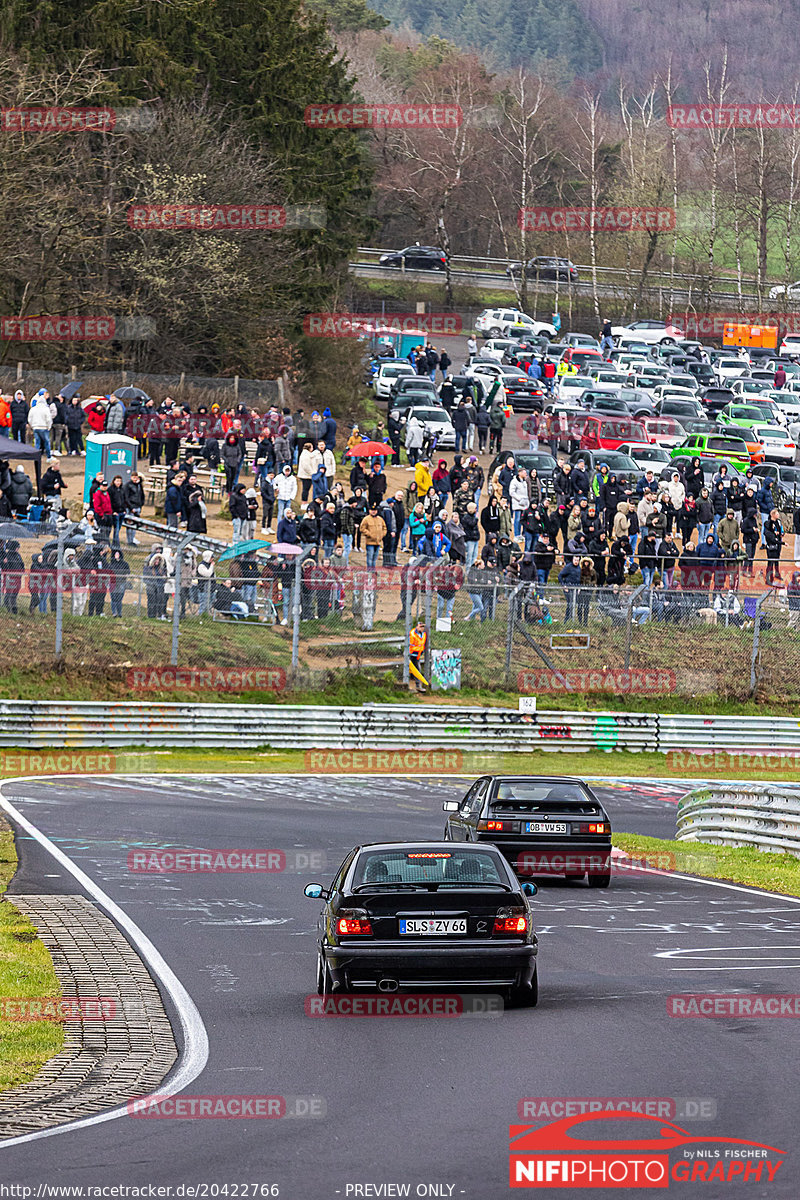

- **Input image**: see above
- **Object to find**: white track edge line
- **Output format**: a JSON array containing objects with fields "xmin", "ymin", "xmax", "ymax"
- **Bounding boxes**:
[{"xmin": 0, "ymin": 777, "xmax": 210, "ymax": 1148}]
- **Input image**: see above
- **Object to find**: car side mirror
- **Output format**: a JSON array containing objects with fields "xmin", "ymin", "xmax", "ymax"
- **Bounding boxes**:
[
  {"xmin": 522, "ymin": 882, "xmax": 538, "ymax": 897},
  {"xmin": 442, "ymin": 800, "xmax": 460, "ymax": 812},
  {"xmin": 304, "ymin": 883, "xmax": 329, "ymax": 900}
]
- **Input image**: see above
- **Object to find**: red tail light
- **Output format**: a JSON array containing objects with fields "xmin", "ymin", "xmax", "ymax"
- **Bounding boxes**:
[
  {"xmin": 493, "ymin": 907, "xmax": 528, "ymax": 936},
  {"xmin": 573, "ymin": 822, "xmax": 610, "ymax": 834},
  {"xmin": 478, "ymin": 819, "xmax": 512, "ymax": 832},
  {"xmin": 336, "ymin": 913, "xmax": 373, "ymax": 935}
]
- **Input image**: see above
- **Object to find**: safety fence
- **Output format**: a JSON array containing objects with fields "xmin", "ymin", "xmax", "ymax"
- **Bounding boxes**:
[
  {"xmin": 677, "ymin": 785, "xmax": 800, "ymax": 858},
  {"xmin": 3, "ymin": 535, "xmax": 800, "ymax": 703},
  {"xmin": 0, "ymin": 702, "xmax": 798, "ymax": 754}
]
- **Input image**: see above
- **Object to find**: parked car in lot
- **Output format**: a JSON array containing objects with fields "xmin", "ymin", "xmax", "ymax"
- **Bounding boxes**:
[
  {"xmin": 389, "ymin": 391, "xmax": 444, "ymax": 416},
  {"xmin": 305, "ymin": 841, "xmax": 539, "ymax": 1004},
  {"xmin": 686, "ymin": 361, "xmax": 717, "ymax": 389},
  {"xmin": 379, "ymin": 244, "xmax": 447, "ymax": 270},
  {"xmin": 718, "ymin": 403, "xmax": 771, "ymax": 432},
  {"xmin": 779, "ymin": 334, "xmax": 800, "ymax": 357},
  {"xmin": 751, "ymin": 463, "xmax": 800, "ymax": 509},
  {"xmin": 391, "ymin": 404, "xmax": 455, "ymax": 448},
  {"xmin": 489, "ymin": 451, "xmax": 558, "ymax": 491},
  {"xmin": 569, "ymin": 448, "xmax": 640, "ymax": 476},
  {"xmin": 752, "ymin": 425, "xmax": 797, "ymax": 463},
  {"xmin": 670, "ymin": 431, "xmax": 754, "ymax": 471},
  {"xmin": 480, "ymin": 338, "xmax": 521, "ymax": 362},
  {"xmin": 506, "ymin": 255, "xmax": 579, "ymax": 282},
  {"xmin": 475, "ymin": 308, "xmax": 556, "ymax": 338},
  {"xmin": 466, "ymin": 362, "xmax": 544, "ymax": 409},
  {"xmin": 616, "ymin": 443, "xmax": 672, "ymax": 471},
  {"xmin": 610, "ymin": 319, "xmax": 685, "ymax": 345},
  {"xmin": 372, "ymin": 361, "xmax": 416, "ymax": 399},
  {"xmin": 638, "ymin": 415, "xmax": 685, "ymax": 446},
  {"xmin": 556, "ymin": 374, "xmax": 594, "ymax": 402},
  {"xmin": 768, "ymin": 279, "xmax": 800, "ymax": 300},
  {"xmin": 444, "ymin": 776, "xmax": 612, "ymax": 888},
  {"xmin": 700, "ymin": 385, "xmax": 737, "ymax": 416},
  {"xmin": 730, "ymin": 378, "xmax": 774, "ymax": 399},
  {"xmin": 389, "ymin": 375, "xmax": 439, "ymax": 402},
  {"xmin": 656, "ymin": 398, "xmax": 705, "ymax": 423},
  {"xmin": 579, "ymin": 414, "xmax": 648, "ymax": 452},
  {"xmin": 714, "ymin": 356, "xmax": 751, "ymax": 385}
]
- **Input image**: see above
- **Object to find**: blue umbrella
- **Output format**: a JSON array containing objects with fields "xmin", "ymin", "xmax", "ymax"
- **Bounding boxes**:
[{"xmin": 218, "ymin": 539, "xmax": 274, "ymax": 562}]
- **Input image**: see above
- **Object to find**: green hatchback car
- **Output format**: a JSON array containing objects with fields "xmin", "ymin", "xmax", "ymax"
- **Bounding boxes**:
[
  {"xmin": 717, "ymin": 403, "xmax": 769, "ymax": 432},
  {"xmin": 670, "ymin": 431, "xmax": 752, "ymax": 470}
]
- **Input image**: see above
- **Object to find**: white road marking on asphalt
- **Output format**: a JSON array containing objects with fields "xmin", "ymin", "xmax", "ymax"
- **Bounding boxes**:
[{"xmin": 0, "ymin": 779, "xmax": 210, "ymax": 1148}]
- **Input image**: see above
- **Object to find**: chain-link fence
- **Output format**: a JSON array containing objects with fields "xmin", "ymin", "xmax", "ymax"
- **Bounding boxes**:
[{"xmin": 3, "ymin": 528, "xmax": 800, "ymax": 703}]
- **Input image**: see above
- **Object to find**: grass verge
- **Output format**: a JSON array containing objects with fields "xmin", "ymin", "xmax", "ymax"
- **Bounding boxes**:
[
  {"xmin": 0, "ymin": 820, "xmax": 64, "ymax": 1091},
  {"xmin": 613, "ymin": 832, "xmax": 800, "ymax": 898},
  {"xmin": 5, "ymin": 745, "xmax": 798, "ymax": 785}
]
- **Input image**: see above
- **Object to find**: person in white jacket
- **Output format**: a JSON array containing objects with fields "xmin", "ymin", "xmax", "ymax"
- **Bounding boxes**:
[
  {"xmin": 296, "ymin": 442, "xmax": 322, "ymax": 506},
  {"xmin": 196, "ymin": 550, "xmax": 216, "ymax": 615},
  {"xmin": 274, "ymin": 464, "xmax": 298, "ymax": 523},
  {"xmin": 29, "ymin": 389, "xmax": 55, "ymax": 456},
  {"xmin": 509, "ymin": 470, "xmax": 530, "ymax": 540},
  {"xmin": 316, "ymin": 440, "xmax": 336, "ymax": 492},
  {"xmin": 404, "ymin": 415, "xmax": 424, "ymax": 467}
]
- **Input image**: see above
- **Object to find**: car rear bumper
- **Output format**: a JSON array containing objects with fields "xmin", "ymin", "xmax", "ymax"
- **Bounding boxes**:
[
  {"xmin": 478, "ymin": 837, "xmax": 613, "ymax": 877},
  {"xmin": 326, "ymin": 939, "xmax": 537, "ymax": 990}
]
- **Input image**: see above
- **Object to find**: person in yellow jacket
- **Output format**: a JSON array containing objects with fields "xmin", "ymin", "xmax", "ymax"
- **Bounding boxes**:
[
  {"xmin": 408, "ymin": 619, "xmax": 428, "ymax": 691},
  {"xmin": 415, "ymin": 457, "xmax": 433, "ymax": 498}
]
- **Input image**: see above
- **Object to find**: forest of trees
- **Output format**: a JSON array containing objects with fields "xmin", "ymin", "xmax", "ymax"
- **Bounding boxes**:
[
  {"xmin": 371, "ymin": 0, "xmax": 601, "ymax": 76},
  {"xmin": 2, "ymin": 0, "xmax": 800, "ymax": 383}
]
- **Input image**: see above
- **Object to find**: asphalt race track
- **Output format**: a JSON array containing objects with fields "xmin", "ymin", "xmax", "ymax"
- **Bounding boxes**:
[{"xmin": 2, "ymin": 774, "xmax": 799, "ymax": 1198}]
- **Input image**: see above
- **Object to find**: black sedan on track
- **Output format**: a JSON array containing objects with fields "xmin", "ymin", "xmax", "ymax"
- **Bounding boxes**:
[
  {"xmin": 304, "ymin": 842, "xmax": 539, "ymax": 1005},
  {"xmin": 443, "ymin": 775, "xmax": 613, "ymax": 887}
]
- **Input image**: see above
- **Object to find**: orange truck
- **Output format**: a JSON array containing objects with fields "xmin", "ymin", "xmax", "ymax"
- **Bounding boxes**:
[{"xmin": 722, "ymin": 321, "xmax": 778, "ymax": 350}]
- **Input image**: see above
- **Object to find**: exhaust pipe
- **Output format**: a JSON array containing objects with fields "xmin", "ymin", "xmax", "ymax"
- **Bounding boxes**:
[{"xmin": 378, "ymin": 978, "xmax": 399, "ymax": 993}]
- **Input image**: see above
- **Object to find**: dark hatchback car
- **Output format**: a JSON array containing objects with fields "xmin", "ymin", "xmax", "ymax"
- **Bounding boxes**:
[
  {"xmin": 379, "ymin": 244, "xmax": 447, "ymax": 271},
  {"xmin": 443, "ymin": 776, "xmax": 612, "ymax": 887},
  {"xmin": 700, "ymin": 385, "xmax": 736, "ymax": 416},
  {"xmin": 507, "ymin": 256, "xmax": 579, "ymax": 282},
  {"xmin": 304, "ymin": 842, "xmax": 539, "ymax": 1005}
]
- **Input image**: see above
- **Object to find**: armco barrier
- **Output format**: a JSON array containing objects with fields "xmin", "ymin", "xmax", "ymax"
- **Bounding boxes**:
[
  {"xmin": 677, "ymin": 785, "xmax": 800, "ymax": 858},
  {"xmin": 0, "ymin": 702, "xmax": 798, "ymax": 753},
  {"xmin": 0, "ymin": 702, "xmax": 656, "ymax": 751},
  {"xmin": 659, "ymin": 715, "xmax": 800, "ymax": 751}
]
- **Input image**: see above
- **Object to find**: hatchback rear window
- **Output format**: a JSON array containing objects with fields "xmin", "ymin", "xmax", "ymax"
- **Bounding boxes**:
[
  {"xmin": 354, "ymin": 850, "xmax": 505, "ymax": 888},
  {"xmin": 491, "ymin": 782, "xmax": 595, "ymax": 810}
]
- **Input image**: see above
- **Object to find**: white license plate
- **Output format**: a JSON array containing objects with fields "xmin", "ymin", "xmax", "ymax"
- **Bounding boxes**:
[
  {"xmin": 525, "ymin": 821, "xmax": 568, "ymax": 834},
  {"xmin": 399, "ymin": 918, "xmax": 467, "ymax": 936}
]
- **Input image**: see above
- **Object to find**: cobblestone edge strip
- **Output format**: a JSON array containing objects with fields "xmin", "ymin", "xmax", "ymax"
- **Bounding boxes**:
[{"xmin": 0, "ymin": 895, "xmax": 178, "ymax": 1137}]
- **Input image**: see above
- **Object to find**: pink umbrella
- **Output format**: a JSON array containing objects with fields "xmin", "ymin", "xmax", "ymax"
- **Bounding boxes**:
[{"xmin": 345, "ymin": 441, "xmax": 390, "ymax": 456}]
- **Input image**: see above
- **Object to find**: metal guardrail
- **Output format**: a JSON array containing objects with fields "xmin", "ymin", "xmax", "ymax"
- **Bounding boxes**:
[
  {"xmin": 0, "ymin": 702, "xmax": 658, "ymax": 751},
  {"xmin": 0, "ymin": 702, "xmax": 797, "ymax": 753},
  {"xmin": 677, "ymin": 784, "xmax": 800, "ymax": 858},
  {"xmin": 658, "ymin": 716, "xmax": 800, "ymax": 751},
  {"xmin": 354, "ymin": 246, "xmax": 775, "ymax": 298}
]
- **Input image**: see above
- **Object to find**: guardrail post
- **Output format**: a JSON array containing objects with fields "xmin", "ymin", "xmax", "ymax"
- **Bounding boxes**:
[
  {"xmin": 170, "ymin": 533, "xmax": 196, "ymax": 666},
  {"xmin": 54, "ymin": 526, "xmax": 67, "ymax": 661},
  {"xmin": 403, "ymin": 571, "xmax": 413, "ymax": 686},
  {"xmin": 749, "ymin": 590, "xmax": 771, "ymax": 697},
  {"xmin": 624, "ymin": 583, "xmax": 646, "ymax": 669},
  {"xmin": 506, "ymin": 583, "xmax": 523, "ymax": 688}
]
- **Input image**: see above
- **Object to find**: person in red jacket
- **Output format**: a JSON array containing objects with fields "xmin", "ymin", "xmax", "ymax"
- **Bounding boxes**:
[
  {"xmin": 0, "ymin": 395, "xmax": 11, "ymax": 437},
  {"xmin": 84, "ymin": 398, "xmax": 108, "ymax": 433},
  {"xmin": 91, "ymin": 479, "xmax": 113, "ymax": 541}
]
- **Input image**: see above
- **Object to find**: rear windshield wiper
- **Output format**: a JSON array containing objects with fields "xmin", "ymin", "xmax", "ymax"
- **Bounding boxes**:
[
  {"xmin": 434, "ymin": 882, "xmax": 512, "ymax": 890},
  {"xmin": 353, "ymin": 882, "xmax": 426, "ymax": 892}
]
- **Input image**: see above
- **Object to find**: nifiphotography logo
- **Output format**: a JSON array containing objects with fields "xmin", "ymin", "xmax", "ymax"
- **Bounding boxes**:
[{"xmin": 508, "ymin": 1111, "xmax": 785, "ymax": 1187}]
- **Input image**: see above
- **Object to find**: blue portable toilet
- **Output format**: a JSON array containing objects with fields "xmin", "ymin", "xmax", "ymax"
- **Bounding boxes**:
[{"xmin": 83, "ymin": 433, "xmax": 139, "ymax": 504}]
